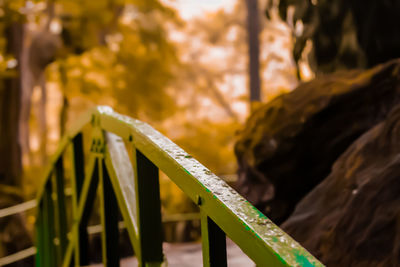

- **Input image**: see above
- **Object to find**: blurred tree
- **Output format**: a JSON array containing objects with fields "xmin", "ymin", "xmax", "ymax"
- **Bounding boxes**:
[
  {"xmin": 180, "ymin": 0, "xmax": 297, "ymax": 111},
  {"xmin": 24, "ymin": 0, "xmax": 61, "ymax": 165},
  {"xmin": 54, "ymin": 0, "xmax": 180, "ymax": 123},
  {"xmin": 275, "ymin": 0, "xmax": 400, "ymax": 73},
  {"xmin": 0, "ymin": 0, "xmax": 181, "ymax": 168},
  {"xmin": 0, "ymin": 1, "xmax": 25, "ymax": 186},
  {"xmin": 246, "ymin": 0, "xmax": 261, "ymax": 104},
  {"xmin": 0, "ymin": 2, "xmax": 35, "ymax": 264}
]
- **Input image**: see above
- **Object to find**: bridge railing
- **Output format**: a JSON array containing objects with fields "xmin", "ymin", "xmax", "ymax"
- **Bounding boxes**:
[
  {"xmin": 0, "ymin": 200, "xmax": 36, "ymax": 266},
  {"xmin": 35, "ymin": 106, "xmax": 323, "ymax": 267}
]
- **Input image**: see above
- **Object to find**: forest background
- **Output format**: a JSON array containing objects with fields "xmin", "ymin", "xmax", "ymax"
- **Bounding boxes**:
[
  {"xmin": 0, "ymin": 0, "xmax": 302, "ymax": 228},
  {"xmin": 0, "ymin": 0, "xmax": 319, "ymax": 261},
  {"xmin": 2, "ymin": 0, "xmax": 400, "ymax": 263}
]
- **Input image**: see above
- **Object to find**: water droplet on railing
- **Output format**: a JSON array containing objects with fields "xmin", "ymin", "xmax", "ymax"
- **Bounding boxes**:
[{"xmin": 256, "ymin": 218, "xmax": 270, "ymax": 226}]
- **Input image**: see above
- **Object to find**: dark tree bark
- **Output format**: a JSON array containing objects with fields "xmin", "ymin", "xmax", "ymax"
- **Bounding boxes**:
[
  {"xmin": 19, "ymin": 25, "xmax": 33, "ymax": 166},
  {"xmin": 37, "ymin": 76, "xmax": 48, "ymax": 165},
  {"xmin": 277, "ymin": 0, "xmax": 400, "ymax": 73},
  {"xmin": 0, "ymin": 20, "xmax": 34, "ymax": 267},
  {"xmin": 246, "ymin": 0, "xmax": 261, "ymax": 103},
  {"xmin": 0, "ymin": 22, "xmax": 24, "ymax": 186}
]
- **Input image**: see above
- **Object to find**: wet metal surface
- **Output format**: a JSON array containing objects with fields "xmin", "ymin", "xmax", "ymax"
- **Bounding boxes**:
[{"xmin": 37, "ymin": 106, "xmax": 324, "ymax": 267}]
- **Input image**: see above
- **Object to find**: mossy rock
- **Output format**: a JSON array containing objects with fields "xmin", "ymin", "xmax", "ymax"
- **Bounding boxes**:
[
  {"xmin": 235, "ymin": 59, "xmax": 400, "ymax": 224},
  {"xmin": 282, "ymin": 104, "xmax": 400, "ymax": 266}
]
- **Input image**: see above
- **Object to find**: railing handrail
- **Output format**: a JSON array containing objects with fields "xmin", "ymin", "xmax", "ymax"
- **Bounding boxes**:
[{"xmin": 36, "ymin": 106, "xmax": 323, "ymax": 267}]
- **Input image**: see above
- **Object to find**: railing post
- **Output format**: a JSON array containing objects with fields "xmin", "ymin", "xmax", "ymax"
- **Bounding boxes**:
[
  {"xmin": 70, "ymin": 133, "xmax": 90, "ymax": 266},
  {"xmin": 61, "ymin": 158, "xmax": 99, "ymax": 267},
  {"xmin": 135, "ymin": 149, "xmax": 164, "ymax": 266},
  {"xmin": 43, "ymin": 181, "xmax": 57, "ymax": 267},
  {"xmin": 36, "ymin": 201, "xmax": 44, "ymax": 267},
  {"xmin": 52, "ymin": 158, "xmax": 68, "ymax": 264},
  {"xmin": 99, "ymin": 159, "xmax": 120, "ymax": 266},
  {"xmin": 201, "ymin": 212, "xmax": 227, "ymax": 267}
]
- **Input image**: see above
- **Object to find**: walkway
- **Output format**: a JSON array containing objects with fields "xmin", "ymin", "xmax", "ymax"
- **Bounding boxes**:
[{"xmin": 92, "ymin": 239, "xmax": 255, "ymax": 267}]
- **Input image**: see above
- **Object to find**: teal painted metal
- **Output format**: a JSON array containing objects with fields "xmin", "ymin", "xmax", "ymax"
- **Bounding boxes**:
[{"xmin": 35, "ymin": 106, "xmax": 324, "ymax": 267}]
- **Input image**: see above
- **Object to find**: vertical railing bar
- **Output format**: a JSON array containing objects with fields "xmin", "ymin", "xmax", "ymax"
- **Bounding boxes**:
[
  {"xmin": 135, "ymin": 149, "xmax": 164, "ymax": 267},
  {"xmin": 61, "ymin": 240, "xmax": 74, "ymax": 267},
  {"xmin": 98, "ymin": 158, "xmax": 120, "ymax": 267},
  {"xmin": 51, "ymin": 174, "xmax": 62, "ymax": 266},
  {"xmin": 70, "ymin": 133, "xmax": 90, "ymax": 266},
  {"xmin": 103, "ymin": 132, "xmax": 142, "ymax": 256},
  {"xmin": 52, "ymin": 158, "xmax": 68, "ymax": 264},
  {"xmin": 99, "ymin": 158, "xmax": 107, "ymax": 265},
  {"xmin": 61, "ymin": 158, "xmax": 98, "ymax": 267},
  {"xmin": 42, "ymin": 196, "xmax": 50, "ymax": 267},
  {"xmin": 35, "ymin": 201, "xmax": 44, "ymax": 267},
  {"xmin": 72, "ymin": 133, "xmax": 85, "ymax": 198},
  {"xmin": 42, "ymin": 185, "xmax": 50, "ymax": 267},
  {"xmin": 70, "ymin": 139, "xmax": 80, "ymax": 267},
  {"xmin": 103, "ymin": 153, "xmax": 141, "ymax": 255},
  {"xmin": 130, "ymin": 141, "xmax": 143, "ymax": 262},
  {"xmin": 43, "ymin": 181, "xmax": 57, "ymax": 267},
  {"xmin": 78, "ymin": 159, "xmax": 99, "ymax": 235},
  {"xmin": 201, "ymin": 211, "xmax": 227, "ymax": 267}
]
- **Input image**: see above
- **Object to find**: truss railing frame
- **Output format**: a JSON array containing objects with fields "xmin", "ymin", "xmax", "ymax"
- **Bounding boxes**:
[{"xmin": 35, "ymin": 106, "xmax": 323, "ymax": 267}]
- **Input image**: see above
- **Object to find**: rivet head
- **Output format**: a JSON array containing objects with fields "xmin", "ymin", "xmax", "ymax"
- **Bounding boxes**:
[{"xmin": 196, "ymin": 195, "xmax": 203, "ymax": 206}]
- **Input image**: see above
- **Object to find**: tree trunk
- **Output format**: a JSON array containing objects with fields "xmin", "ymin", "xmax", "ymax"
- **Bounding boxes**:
[
  {"xmin": 246, "ymin": 0, "xmax": 261, "ymax": 104},
  {"xmin": 38, "ymin": 76, "xmax": 48, "ymax": 165},
  {"xmin": 0, "ymin": 21, "xmax": 34, "ymax": 267},
  {"xmin": 19, "ymin": 24, "xmax": 33, "ymax": 166},
  {"xmin": 0, "ymin": 23, "xmax": 24, "ymax": 186}
]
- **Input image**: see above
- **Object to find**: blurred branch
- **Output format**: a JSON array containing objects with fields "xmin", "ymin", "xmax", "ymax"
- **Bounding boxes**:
[
  {"xmin": 44, "ymin": 0, "xmax": 55, "ymax": 31},
  {"xmin": 98, "ymin": 3, "xmax": 124, "ymax": 45}
]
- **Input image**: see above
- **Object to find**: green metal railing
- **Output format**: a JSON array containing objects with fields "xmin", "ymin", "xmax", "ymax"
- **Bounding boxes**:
[{"xmin": 35, "ymin": 106, "xmax": 324, "ymax": 267}]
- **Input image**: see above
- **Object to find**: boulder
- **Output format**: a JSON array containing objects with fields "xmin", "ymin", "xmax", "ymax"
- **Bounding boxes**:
[
  {"xmin": 282, "ymin": 104, "xmax": 400, "ymax": 266},
  {"xmin": 234, "ymin": 59, "xmax": 400, "ymax": 223}
]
